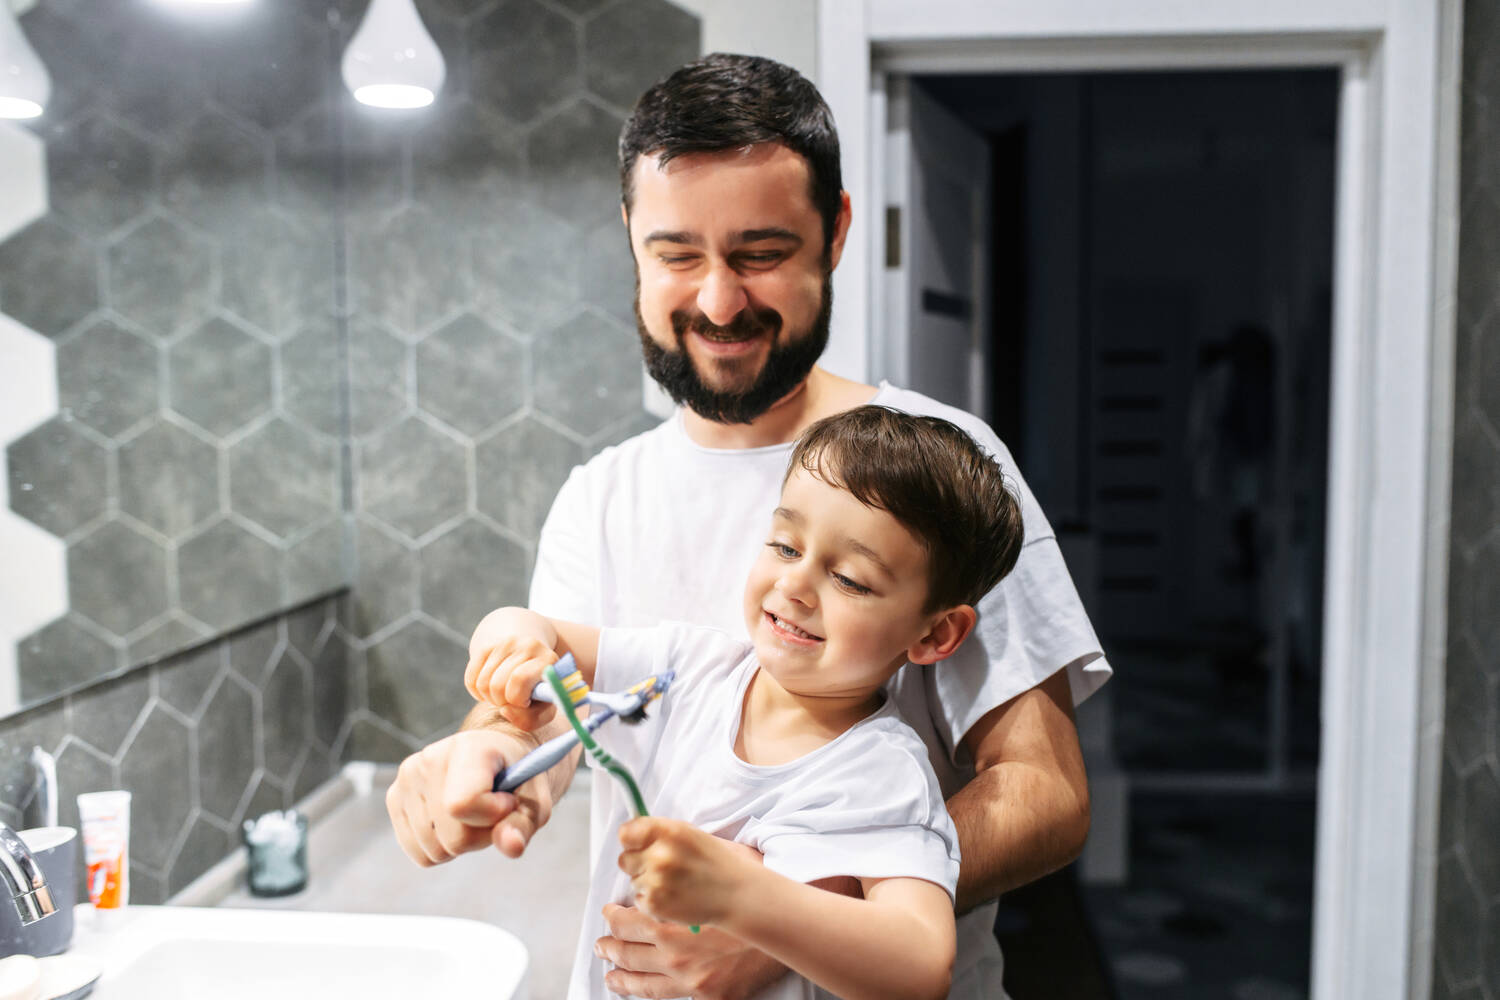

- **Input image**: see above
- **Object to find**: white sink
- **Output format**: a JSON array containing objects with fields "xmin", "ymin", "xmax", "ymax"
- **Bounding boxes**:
[{"xmin": 69, "ymin": 904, "xmax": 529, "ymax": 999}]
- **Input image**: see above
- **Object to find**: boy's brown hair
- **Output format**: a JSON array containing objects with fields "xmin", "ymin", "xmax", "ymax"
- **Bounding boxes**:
[{"xmin": 787, "ymin": 406, "xmax": 1024, "ymax": 613}]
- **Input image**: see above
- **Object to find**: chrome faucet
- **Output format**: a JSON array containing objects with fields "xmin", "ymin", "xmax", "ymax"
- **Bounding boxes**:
[{"xmin": 0, "ymin": 821, "xmax": 55, "ymax": 924}]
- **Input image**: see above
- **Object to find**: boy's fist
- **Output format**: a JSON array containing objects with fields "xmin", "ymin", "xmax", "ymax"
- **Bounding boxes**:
[
  {"xmin": 616, "ymin": 817, "xmax": 755, "ymax": 928},
  {"xmin": 463, "ymin": 636, "xmax": 558, "ymax": 730}
]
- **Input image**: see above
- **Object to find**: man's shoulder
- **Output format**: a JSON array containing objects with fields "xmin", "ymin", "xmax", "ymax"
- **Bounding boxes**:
[{"xmin": 871, "ymin": 384, "xmax": 1010, "ymax": 457}]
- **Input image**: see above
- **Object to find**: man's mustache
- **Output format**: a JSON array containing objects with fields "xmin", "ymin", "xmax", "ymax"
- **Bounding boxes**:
[{"xmin": 671, "ymin": 307, "xmax": 783, "ymax": 343}]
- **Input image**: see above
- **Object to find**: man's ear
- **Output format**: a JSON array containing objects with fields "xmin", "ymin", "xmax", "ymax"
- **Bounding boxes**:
[
  {"xmin": 826, "ymin": 190, "xmax": 853, "ymax": 271},
  {"xmin": 907, "ymin": 604, "xmax": 977, "ymax": 665}
]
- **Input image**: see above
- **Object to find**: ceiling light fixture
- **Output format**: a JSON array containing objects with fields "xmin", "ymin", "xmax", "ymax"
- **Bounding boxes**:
[
  {"xmin": 341, "ymin": 0, "xmax": 446, "ymax": 110},
  {"xmin": 0, "ymin": 1, "xmax": 50, "ymax": 120}
]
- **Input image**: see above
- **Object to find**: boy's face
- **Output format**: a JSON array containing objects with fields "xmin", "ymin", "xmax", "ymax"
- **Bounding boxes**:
[{"xmin": 742, "ymin": 467, "xmax": 938, "ymax": 700}]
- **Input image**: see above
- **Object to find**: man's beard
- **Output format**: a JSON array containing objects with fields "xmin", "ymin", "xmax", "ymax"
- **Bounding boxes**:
[{"xmin": 636, "ymin": 272, "xmax": 832, "ymax": 425}]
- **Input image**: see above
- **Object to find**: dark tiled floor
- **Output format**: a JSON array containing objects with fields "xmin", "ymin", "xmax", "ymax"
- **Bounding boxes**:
[{"xmin": 999, "ymin": 790, "xmax": 1315, "ymax": 999}]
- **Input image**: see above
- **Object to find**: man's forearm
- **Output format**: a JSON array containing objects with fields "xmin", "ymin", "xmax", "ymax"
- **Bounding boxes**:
[
  {"xmin": 947, "ymin": 756, "xmax": 1090, "ymax": 913},
  {"xmin": 461, "ymin": 702, "xmax": 583, "ymax": 804}
]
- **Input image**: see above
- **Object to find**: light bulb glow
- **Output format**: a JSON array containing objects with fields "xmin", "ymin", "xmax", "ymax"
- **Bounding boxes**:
[
  {"xmin": 0, "ymin": 2, "xmax": 50, "ymax": 119},
  {"xmin": 353, "ymin": 84, "xmax": 435, "ymax": 109},
  {"xmin": 341, "ymin": 0, "xmax": 445, "ymax": 111}
]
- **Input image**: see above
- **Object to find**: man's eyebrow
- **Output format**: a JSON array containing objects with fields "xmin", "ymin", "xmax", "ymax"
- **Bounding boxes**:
[
  {"xmin": 735, "ymin": 228, "xmax": 802, "ymax": 246},
  {"xmin": 643, "ymin": 230, "xmax": 701, "ymax": 246}
]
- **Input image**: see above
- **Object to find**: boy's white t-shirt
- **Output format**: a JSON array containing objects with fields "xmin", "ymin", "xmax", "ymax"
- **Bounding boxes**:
[
  {"xmin": 569, "ymin": 622, "xmax": 960, "ymax": 1000},
  {"xmin": 532, "ymin": 382, "xmax": 1111, "ymax": 997}
]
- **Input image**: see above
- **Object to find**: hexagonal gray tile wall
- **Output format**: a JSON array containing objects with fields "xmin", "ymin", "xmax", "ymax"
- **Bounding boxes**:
[
  {"xmin": 1433, "ymin": 2, "xmax": 1500, "ymax": 998},
  {"xmin": 1, "ymin": 0, "xmax": 699, "ymax": 904}
]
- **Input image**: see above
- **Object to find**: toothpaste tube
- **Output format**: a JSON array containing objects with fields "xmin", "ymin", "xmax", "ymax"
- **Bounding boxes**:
[{"xmin": 77, "ymin": 791, "xmax": 131, "ymax": 910}]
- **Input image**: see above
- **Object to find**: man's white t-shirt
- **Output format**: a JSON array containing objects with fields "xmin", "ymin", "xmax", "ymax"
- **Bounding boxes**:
[
  {"xmin": 568, "ymin": 622, "xmax": 960, "ymax": 1000},
  {"xmin": 532, "ymin": 382, "xmax": 1111, "ymax": 998}
]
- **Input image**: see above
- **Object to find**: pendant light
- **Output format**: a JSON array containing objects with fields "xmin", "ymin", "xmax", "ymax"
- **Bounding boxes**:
[
  {"xmin": 0, "ymin": 1, "xmax": 50, "ymax": 120},
  {"xmin": 341, "ymin": 0, "xmax": 446, "ymax": 110}
]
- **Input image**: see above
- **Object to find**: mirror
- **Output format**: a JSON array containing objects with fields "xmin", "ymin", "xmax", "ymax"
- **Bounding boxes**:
[{"xmin": 0, "ymin": 0, "xmax": 693, "ymax": 721}]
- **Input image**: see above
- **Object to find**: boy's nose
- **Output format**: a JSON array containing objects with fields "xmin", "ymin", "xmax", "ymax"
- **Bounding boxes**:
[
  {"xmin": 696, "ymin": 264, "xmax": 748, "ymax": 327},
  {"xmin": 774, "ymin": 566, "xmax": 816, "ymax": 607}
]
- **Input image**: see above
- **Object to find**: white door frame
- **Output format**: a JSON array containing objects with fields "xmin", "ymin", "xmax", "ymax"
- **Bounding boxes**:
[{"xmin": 816, "ymin": 3, "xmax": 1462, "ymax": 999}]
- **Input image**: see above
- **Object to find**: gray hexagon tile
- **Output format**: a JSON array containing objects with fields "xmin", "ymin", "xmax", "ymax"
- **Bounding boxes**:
[
  {"xmin": 470, "ymin": 201, "xmax": 582, "ymax": 337},
  {"xmin": 196, "ymin": 673, "xmax": 258, "ymax": 823},
  {"xmin": 1461, "ymin": 765, "xmax": 1500, "ymax": 900},
  {"xmin": 311, "ymin": 630, "xmax": 351, "ymax": 750},
  {"xmin": 277, "ymin": 104, "xmax": 407, "ymax": 222},
  {"xmin": 15, "ymin": 6, "xmax": 108, "ymax": 126},
  {"xmin": 1463, "ymin": 537, "xmax": 1500, "ymax": 668},
  {"xmin": 348, "ymin": 520, "xmax": 418, "ymax": 639},
  {"xmin": 1436, "ymin": 852, "xmax": 1486, "ymax": 986},
  {"xmin": 534, "ymin": 310, "xmax": 642, "ymax": 436},
  {"xmin": 106, "ymin": 215, "xmax": 216, "ymax": 338},
  {"xmin": 292, "ymin": 743, "xmax": 339, "ymax": 802},
  {"xmin": 228, "ymin": 617, "xmax": 283, "ymax": 688},
  {"xmin": 579, "ymin": 216, "xmax": 636, "ymax": 325},
  {"xmin": 261, "ymin": 649, "xmax": 310, "ymax": 778},
  {"xmin": 279, "ymin": 318, "xmax": 347, "ymax": 438},
  {"xmin": 118, "ymin": 419, "xmax": 221, "ymax": 540},
  {"xmin": 126, "ymin": 614, "xmax": 213, "ymax": 669},
  {"xmin": 67, "ymin": 519, "xmax": 170, "ymax": 639},
  {"xmin": 55, "ymin": 738, "xmax": 118, "ymax": 834},
  {"xmin": 1450, "ymin": 415, "xmax": 1500, "ymax": 554},
  {"xmin": 57, "ymin": 319, "xmax": 160, "ymax": 439},
  {"xmin": 341, "ymin": 715, "xmax": 418, "ymax": 763},
  {"xmin": 549, "ymin": 0, "xmax": 612, "ymax": 15},
  {"xmin": 67, "ymin": 668, "xmax": 151, "ymax": 759},
  {"xmin": 156, "ymin": 643, "xmax": 228, "ymax": 719},
  {"xmin": 415, "ymin": 314, "xmax": 526, "ymax": 436},
  {"xmin": 119, "ymin": 703, "xmax": 194, "ymax": 870},
  {"xmin": 45, "ymin": 113, "xmax": 155, "ymax": 238},
  {"xmin": 356, "ymin": 417, "xmax": 468, "ymax": 541},
  {"xmin": 99, "ymin": 16, "xmax": 210, "ymax": 141},
  {"xmin": 419, "ymin": 0, "xmax": 501, "ymax": 25},
  {"xmin": 583, "ymin": 0, "xmax": 699, "ymax": 111},
  {"xmin": 6, "ymin": 416, "xmax": 109, "ymax": 538},
  {"xmin": 176, "ymin": 520, "xmax": 282, "ymax": 632},
  {"xmin": 1456, "ymin": 189, "xmax": 1500, "ymax": 331},
  {"xmin": 16, "ymin": 616, "xmax": 119, "ymax": 706},
  {"xmin": 470, "ymin": 0, "xmax": 581, "ymax": 124},
  {"xmin": 527, "ymin": 99, "xmax": 625, "ymax": 228},
  {"xmin": 410, "ymin": 99, "xmax": 526, "ymax": 235},
  {"xmin": 418, "ymin": 518, "xmax": 528, "ymax": 637},
  {"xmin": 0, "ymin": 218, "xmax": 100, "ymax": 338},
  {"xmin": 476, "ymin": 415, "xmax": 584, "ymax": 537},
  {"xmin": 207, "ymin": 8, "xmax": 327, "ymax": 131},
  {"xmin": 285, "ymin": 598, "xmax": 334, "ymax": 665},
  {"xmin": 167, "ymin": 813, "xmax": 234, "ymax": 899},
  {"xmin": 1479, "ymin": 311, "xmax": 1500, "ymax": 434},
  {"xmin": 158, "ymin": 112, "xmax": 273, "ymax": 238},
  {"xmin": 168, "ymin": 317, "xmax": 274, "ymax": 438},
  {"xmin": 240, "ymin": 773, "xmax": 289, "ymax": 827},
  {"xmin": 348, "ymin": 318, "xmax": 414, "ymax": 438},
  {"xmin": 229, "ymin": 418, "xmax": 340, "ymax": 541},
  {"xmin": 221, "ymin": 210, "xmax": 335, "ymax": 340},
  {"xmin": 364, "ymin": 619, "xmax": 470, "ymax": 742},
  {"xmin": 347, "ymin": 206, "xmax": 471, "ymax": 338},
  {"xmin": 283, "ymin": 519, "xmax": 350, "ymax": 610}
]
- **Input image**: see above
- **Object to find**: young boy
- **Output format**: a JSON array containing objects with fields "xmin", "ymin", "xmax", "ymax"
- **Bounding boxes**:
[{"xmin": 465, "ymin": 406, "xmax": 1024, "ymax": 1000}]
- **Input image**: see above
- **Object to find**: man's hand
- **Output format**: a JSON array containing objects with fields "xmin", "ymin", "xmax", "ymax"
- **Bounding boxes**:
[
  {"xmin": 595, "ymin": 903, "xmax": 786, "ymax": 1000},
  {"xmin": 385, "ymin": 727, "xmax": 555, "ymax": 864}
]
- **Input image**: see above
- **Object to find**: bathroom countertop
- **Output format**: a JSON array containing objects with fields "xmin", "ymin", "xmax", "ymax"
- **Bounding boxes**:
[{"xmin": 173, "ymin": 762, "xmax": 592, "ymax": 1000}]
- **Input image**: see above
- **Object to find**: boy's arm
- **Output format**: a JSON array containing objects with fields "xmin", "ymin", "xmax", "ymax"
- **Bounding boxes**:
[
  {"xmin": 619, "ymin": 818, "xmax": 955, "ymax": 1000},
  {"xmin": 948, "ymin": 666, "xmax": 1091, "ymax": 911}
]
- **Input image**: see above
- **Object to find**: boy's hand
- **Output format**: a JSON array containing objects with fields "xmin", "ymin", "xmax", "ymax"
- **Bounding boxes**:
[
  {"xmin": 617, "ymin": 817, "xmax": 758, "ymax": 928},
  {"xmin": 463, "ymin": 636, "xmax": 558, "ymax": 731}
]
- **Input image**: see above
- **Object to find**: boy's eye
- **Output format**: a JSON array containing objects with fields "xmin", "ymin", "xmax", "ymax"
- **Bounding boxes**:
[
  {"xmin": 832, "ymin": 573, "xmax": 871, "ymax": 595},
  {"xmin": 769, "ymin": 541, "xmax": 799, "ymax": 559}
]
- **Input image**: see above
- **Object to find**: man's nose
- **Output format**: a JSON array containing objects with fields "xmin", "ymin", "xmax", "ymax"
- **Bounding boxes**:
[{"xmin": 696, "ymin": 263, "xmax": 748, "ymax": 327}]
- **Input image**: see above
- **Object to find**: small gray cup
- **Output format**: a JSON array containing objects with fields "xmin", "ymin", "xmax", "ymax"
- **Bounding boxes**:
[{"xmin": 0, "ymin": 827, "xmax": 78, "ymax": 959}]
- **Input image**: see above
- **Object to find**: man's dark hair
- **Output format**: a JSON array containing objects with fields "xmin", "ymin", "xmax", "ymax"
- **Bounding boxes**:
[
  {"xmin": 787, "ymin": 406, "xmax": 1025, "ymax": 613},
  {"xmin": 620, "ymin": 53, "xmax": 844, "ymax": 251}
]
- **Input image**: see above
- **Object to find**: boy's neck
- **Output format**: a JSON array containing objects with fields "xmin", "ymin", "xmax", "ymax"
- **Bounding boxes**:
[{"xmin": 733, "ymin": 667, "xmax": 886, "ymax": 767}]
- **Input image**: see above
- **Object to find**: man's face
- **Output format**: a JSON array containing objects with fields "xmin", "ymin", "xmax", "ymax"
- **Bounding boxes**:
[{"xmin": 625, "ymin": 144, "xmax": 847, "ymax": 424}]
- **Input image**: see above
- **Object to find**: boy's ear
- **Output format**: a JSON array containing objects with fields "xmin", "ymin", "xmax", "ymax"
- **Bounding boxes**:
[{"xmin": 907, "ymin": 605, "xmax": 978, "ymax": 665}]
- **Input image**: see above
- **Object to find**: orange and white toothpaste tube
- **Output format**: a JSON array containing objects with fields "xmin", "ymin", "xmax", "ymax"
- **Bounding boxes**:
[{"xmin": 77, "ymin": 791, "xmax": 131, "ymax": 910}]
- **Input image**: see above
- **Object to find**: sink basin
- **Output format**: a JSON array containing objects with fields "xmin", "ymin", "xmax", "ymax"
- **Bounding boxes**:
[{"xmin": 69, "ymin": 904, "xmax": 528, "ymax": 999}]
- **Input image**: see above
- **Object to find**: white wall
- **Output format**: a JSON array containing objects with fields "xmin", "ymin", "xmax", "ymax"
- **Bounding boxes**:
[{"xmin": 668, "ymin": 0, "xmax": 818, "ymax": 82}]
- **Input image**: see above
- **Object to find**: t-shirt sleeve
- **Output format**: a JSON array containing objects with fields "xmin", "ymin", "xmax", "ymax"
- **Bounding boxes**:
[
  {"xmin": 529, "ymin": 465, "xmax": 596, "ymax": 623},
  {"xmin": 749, "ymin": 729, "xmax": 962, "ymax": 901}
]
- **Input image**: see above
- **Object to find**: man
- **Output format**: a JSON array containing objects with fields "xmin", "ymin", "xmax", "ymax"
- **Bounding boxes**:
[{"xmin": 386, "ymin": 53, "xmax": 1110, "ymax": 999}]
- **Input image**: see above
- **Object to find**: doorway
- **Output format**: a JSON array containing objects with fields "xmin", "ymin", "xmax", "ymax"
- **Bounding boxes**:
[{"xmin": 900, "ymin": 69, "xmax": 1338, "ymax": 997}]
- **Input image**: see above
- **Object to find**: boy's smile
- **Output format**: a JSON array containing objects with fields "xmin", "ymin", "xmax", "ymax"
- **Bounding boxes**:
[{"xmin": 742, "ymin": 466, "xmax": 941, "ymax": 712}]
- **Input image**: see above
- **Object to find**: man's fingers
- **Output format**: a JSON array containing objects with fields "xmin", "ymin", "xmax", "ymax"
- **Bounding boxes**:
[
  {"xmin": 602, "ymin": 902, "xmax": 666, "ymax": 945},
  {"xmin": 602, "ymin": 970, "xmax": 682, "ymax": 998}
]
